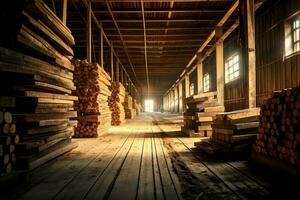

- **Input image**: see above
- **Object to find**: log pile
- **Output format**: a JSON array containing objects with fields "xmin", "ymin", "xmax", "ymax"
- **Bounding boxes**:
[
  {"xmin": 181, "ymin": 92, "xmax": 224, "ymax": 137},
  {"xmin": 195, "ymin": 108, "xmax": 260, "ymax": 155},
  {"xmin": 124, "ymin": 93, "xmax": 136, "ymax": 119},
  {"xmin": 108, "ymin": 82, "xmax": 126, "ymax": 125},
  {"xmin": 0, "ymin": 0, "xmax": 77, "ymax": 171},
  {"xmin": 73, "ymin": 60, "xmax": 112, "ymax": 138},
  {"xmin": 0, "ymin": 110, "xmax": 19, "ymax": 176},
  {"xmin": 253, "ymin": 87, "xmax": 300, "ymax": 166}
]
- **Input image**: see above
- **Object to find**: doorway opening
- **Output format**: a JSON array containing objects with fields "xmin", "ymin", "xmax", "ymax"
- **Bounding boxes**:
[{"xmin": 144, "ymin": 99, "xmax": 154, "ymax": 112}]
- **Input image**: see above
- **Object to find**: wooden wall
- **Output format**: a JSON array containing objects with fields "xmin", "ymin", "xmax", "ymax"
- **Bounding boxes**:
[
  {"xmin": 189, "ymin": 68, "xmax": 198, "ymax": 95},
  {"xmin": 203, "ymin": 52, "xmax": 217, "ymax": 93},
  {"xmin": 256, "ymin": 0, "xmax": 300, "ymax": 106},
  {"xmin": 223, "ymin": 29, "xmax": 247, "ymax": 111}
]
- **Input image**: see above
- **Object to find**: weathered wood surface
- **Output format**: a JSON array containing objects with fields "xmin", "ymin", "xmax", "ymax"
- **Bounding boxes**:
[{"xmin": 0, "ymin": 113, "xmax": 282, "ymax": 199}]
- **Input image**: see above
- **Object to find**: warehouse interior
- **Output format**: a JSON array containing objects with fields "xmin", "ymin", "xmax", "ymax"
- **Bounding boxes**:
[{"xmin": 0, "ymin": 0, "xmax": 300, "ymax": 199}]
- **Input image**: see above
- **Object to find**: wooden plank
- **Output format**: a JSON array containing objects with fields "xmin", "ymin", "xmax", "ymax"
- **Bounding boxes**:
[
  {"xmin": 53, "ymin": 134, "xmax": 130, "ymax": 200},
  {"xmin": 204, "ymin": 106, "xmax": 225, "ymax": 112},
  {"xmin": 23, "ymin": 91, "xmax": 77, "ymax": 101},
  {"xmin": 84, "ymin": 133, "xmax": 137, "ymax": 199},
  {"xmin": 16, "ymin": 139, "xmax": 77, "ymax": 171},
  {"xmin": 24, "ymin": 0, "xmax": 75, "ymax": 45},
  {"xmin": 22, "ymin": 11, "xmax": 73, "ymax": 56},
  {"xmin": 153, "ymin": 132, "xmax": 179, "ymax": 199},
  {"xmin": 108, "ymin": 133, "xmax": 144, "ymax": 199},
  {"xmin": 137, "ymin": 136, "xmax": 155, "ymax": 200},
  {"xmin": 216, "ymin": 108, "xmax": 260, "ymax": 120},
  {"xmin": 14, "ymin": 111, "xmax": 77, "ymax": 122}
]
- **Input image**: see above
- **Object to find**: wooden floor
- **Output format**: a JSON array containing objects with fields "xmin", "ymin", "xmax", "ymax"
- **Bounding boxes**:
[{"xmin": 1, "ymin": 113, "xmax": 297, "ymax": 200}]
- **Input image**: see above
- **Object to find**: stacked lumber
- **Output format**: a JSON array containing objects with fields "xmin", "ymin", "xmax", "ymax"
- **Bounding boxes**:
[
  {"xmin": 0, "ymin": 0, "xmax": 77, "ymax": 170},
  {"xmin": 124, "ymin": 93, "xmax": 136, "ymax": 119},
  {"xmin": 181, "ymin": 92, "xmax": 224, "ymax": 137},
  {"xmin": 73, "ymin": 60, "xmax": 112, "ymax": 138},
  {"xmin": 195, "ymin": 108, "xmax": 260, "ymax": 155},
  {"xmin": 211, "ymin": 108, "xmax": 260, "ymax": 146},
  {"xmin": 108, "ymin": 82, "xmax": 126, "ymax": 125},
  {"xmin": 253, "ymin": 87, "xmax": 300, "ymax": 166},
  {"xmin": 0, "ymin": 110, "xmax": 19, "ymax": 176}
]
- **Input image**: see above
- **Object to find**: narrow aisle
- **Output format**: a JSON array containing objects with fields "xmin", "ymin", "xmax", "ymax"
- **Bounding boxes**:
[{"xmin": 1, "ymin": 114, "xmax": 180, "ymax": 200}]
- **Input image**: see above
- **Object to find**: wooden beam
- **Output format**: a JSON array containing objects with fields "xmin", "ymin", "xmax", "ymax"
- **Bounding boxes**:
[
  {"xmin": 215, "ymin": 26, "xmax": 224, "ymax": 106},
  {"xmin": 240, "ymin": 0, "xmax": 256, "ymax": 108},
  {"xmin": 110, "ymin": 46, "xmax": 114, "ymax": 81},
  {"xmin": 106, "ymin": 1, "xmax": 138, "ymax": 83},
  {"xmin": 93, "ymin": 9, "xmax": 227, "ymax": 14},
  {"xmin": 197, "ymin": 62, "xmax": 203, "ymax": 94},
  {"xmin": 116, "ymin": 59, "xmax": 120, "ymax": 82},
  {"xmin": 100, "ymin": 30, "xmax": 103, "ymax": 66},
  {"xmin": 217, "ymin": 0, "xmax": 239, "ymax": 27},
  {"xmin": 185, "ymin": 75, "xmax": 190, "ymax": 97},
  {"xmin": 59, "ymin": 0, "xmax": 67, "ymax": 25},
  {"xmin": 86, "ymin": 0, "xmax": 92, "ymax": 62}
]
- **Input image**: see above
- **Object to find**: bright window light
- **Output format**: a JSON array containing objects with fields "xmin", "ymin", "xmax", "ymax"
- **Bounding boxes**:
[
  {"xmin": 144, "ymin": 99, "xmax": 154, "ymax": 112},
  {"xmin": 203, "ymin": 73, "xmax": 210, "ymax": 92},
  {"xmin": 225, "ymin": 54, "xmax": 240, "ymax": 83}
]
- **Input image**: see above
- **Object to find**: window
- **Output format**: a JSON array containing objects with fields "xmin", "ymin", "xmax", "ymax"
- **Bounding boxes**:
[
  {"xmin": 203, "ymin": 73, "xmax": 210, "ymax": 92},
  {"xmin": 285, "ymin": 14, "xmax": 300, "ymax": 56},
  {"xmin": 190, "ymin": 83, "xmax": 194, "ymax": 96},
  {"xmin": 225, "ymin": 54, "xmax": 240, "ymax": 83}
]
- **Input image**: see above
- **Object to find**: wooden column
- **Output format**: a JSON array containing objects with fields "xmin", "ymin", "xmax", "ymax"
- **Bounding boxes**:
[
  {"xmin": 110, "ymin": 46, "xmax": 114, "ymax": 81},
  {"xmin": 116, "ymin": 59, "xmax": 120, "ymax": 82},
  {"xmin": 241, "ymin": 0, "xmax": 256, "ymax": 108},
  {"xmin": 197, "ymin": 62, "xmax": 203, "ymax": 94},
  {"xmin": 216, "ymin": 26, "xmax": 224, "ymax": 106},
  {"xmin": 60, "ymin": 0, "xmax": 67, "ymax": 25},
  {"xmin": 185, "ymin": 75, "xmax": 190, "ymax": 97},
  {"xmin": 100, "ymin": 31, "xmax": 103, "ymax": 66},
  {"xmin": 86, "ymin": 0, "xmax": 92, "ymax": 63},
  {"xmin": 178, "ymin": 81, "xmax": 183, "ymax": 113},
  {"xmin": 121, "ymin": 67, "xmax": 124, "ymax": 85}
]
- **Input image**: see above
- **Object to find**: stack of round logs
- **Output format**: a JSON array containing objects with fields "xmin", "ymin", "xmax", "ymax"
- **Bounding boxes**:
[
  {"xmin": 0, "ymin": 110, "xmax": 19, "ymax": 176},
  {"xmin": 73, "ymin": 59, "xmax": 112, "ymax": 137},
  {"xmin": 253, "ymin": 87, "xmax": 300, "ymax": 165},
  {"xmin": 108, "ymin": 82, "xmax": 126, "ymax": 125}
]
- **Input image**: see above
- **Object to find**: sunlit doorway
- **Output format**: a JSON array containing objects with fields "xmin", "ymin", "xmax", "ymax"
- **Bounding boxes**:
[{"xmin": 144, "ymin": 99, "xmax": 154, "ymax": 112}]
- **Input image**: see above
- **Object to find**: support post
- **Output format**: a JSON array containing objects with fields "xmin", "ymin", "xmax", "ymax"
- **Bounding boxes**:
[
  {"xmin": 121, "ymin": 67, "xmax": 124, "ymax": 85},
  {"xmin": 216, "ymin": 26, "xmax": 224, "ymax": 106},
  {"xmin": 197, "ymin": 62, "xmax": 203, "ymax": 94},
  {"xmin": 110, "ymin": 46, "xmax": 114, "ymax": 81},
  {"xmin": 116, "ymin": 59, "xmax": 120, "ymax": 82},
  {"xmin": 86, "ymin": 0, "xmax": 92, "ymax": 63},
  {"xmin": 185, "ymin": 75, "xmax": 190, "ymax": 97},
  {"xmin": 100, "ymin": 30, "xmax": 103, "ymax": 66},
  {"xmin": 241, "ymin": 0, "xmax": 256, "ymax": 108},
  {"xmin": 60, "ymin": 0, "xmax": 67, "ymax": 25},
  {"xmin": 179, "ymin": 81, "xmax": 183, "ymax": 113}
]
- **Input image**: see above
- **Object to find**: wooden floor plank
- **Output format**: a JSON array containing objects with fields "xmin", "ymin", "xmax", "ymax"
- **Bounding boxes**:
[
  {"xmin": 18, "ymin": 136, "xmax": 117, "ymax": 200},
  {"xmin": 137, "ymin": 136, "xmax": 155, "ymax": 200},
  {"xmin": 84, "ymin": 131, "xmax": 137, "ymax": 200},
  {"xmin": 152, "ymin": 126, "xmax": 179, "ymax": 200},
  {"xmin": 108, "ymin": 131, "xmax": 144, "ymax": 200},
  {"xmin": 53, "ymin": 134, "xmax": 131, "ymax": 200}
]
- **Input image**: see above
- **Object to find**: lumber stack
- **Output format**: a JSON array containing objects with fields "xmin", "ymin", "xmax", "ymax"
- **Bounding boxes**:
[
  {"xmin": 211, "ymin": 108, "xmax": 260, "ymax": 146},
  {"xmin": 134, "ymin": 100, "xmax": 142, "ymax": 115},
  {"xmin": 181, "ymin": 92, "xmax": 224, "ymax": 137},
  {"xmin": 73, "ymin": 60, "xmax": 112, "ymax": 138},
  {"xmin": 108, "ymin": 82, "xmax": 126, "ymax": 125},
  {"xmin": 0, "ymin": 0, "xmax": 77, "ymax": 171},
  {"xmin": 0, "ymin": 110, "xmax": 19, "ymax": 176},
  {"xmin": 124, "ymin": 93, "xmax": 136, "ymax": 119},
  {"xmin": 195, "ymin": 108, "xmax": 260, "ymax": 155},
  {"xmin": 253, "ymin": 87, "xmax": 300, "ymax": 166}
]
